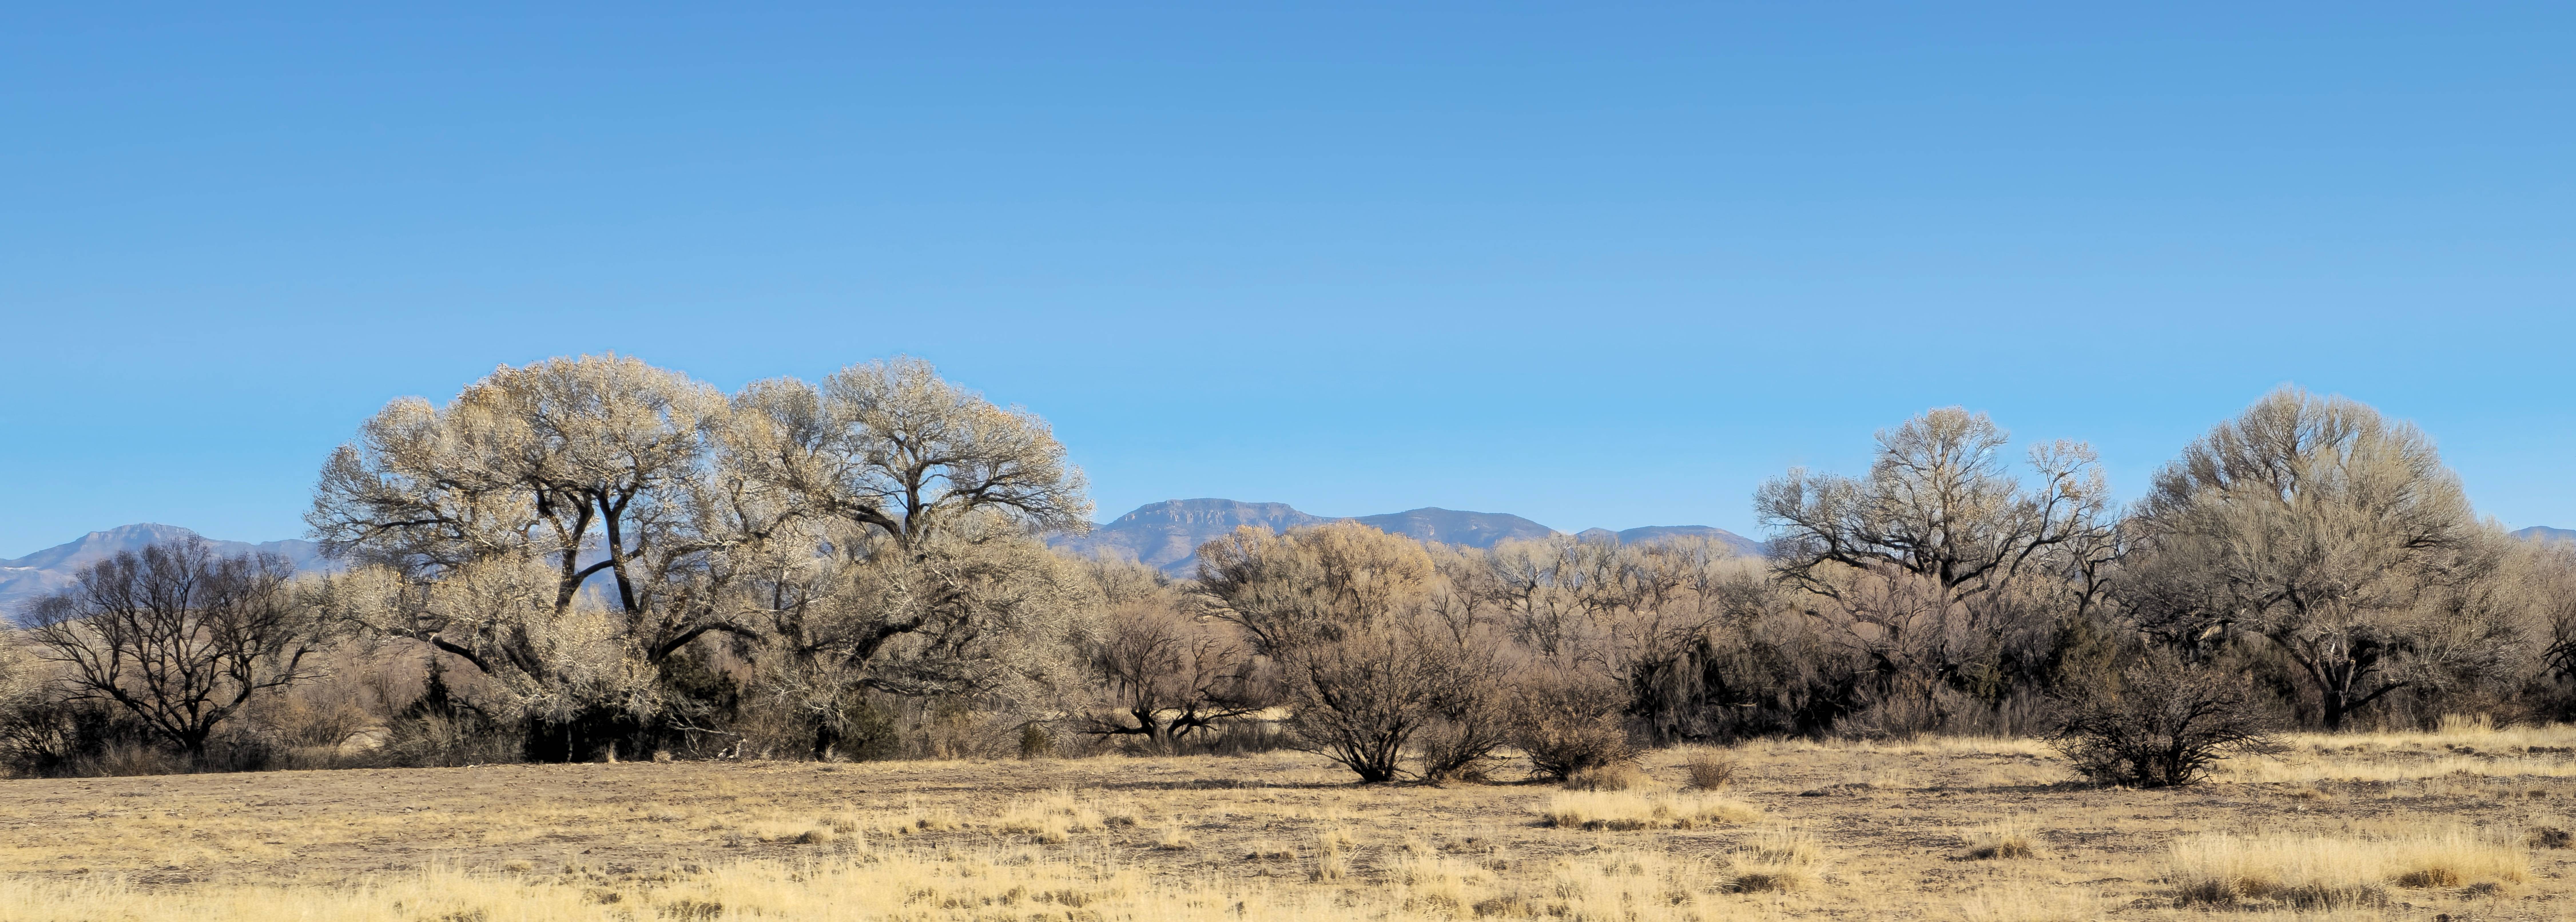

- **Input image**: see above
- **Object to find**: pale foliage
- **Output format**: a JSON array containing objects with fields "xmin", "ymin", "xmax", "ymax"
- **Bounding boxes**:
[
  {"xmin": 723, "ymin": 356, "xmax": 1090, "ymax": 546},
  {"xmin": 2126, "ymin": 387, "xmax": 2535, "ymax": 729},
  {"xmin": 305, "ymin": 354, "xmax": 1096, "ymax": 734}
]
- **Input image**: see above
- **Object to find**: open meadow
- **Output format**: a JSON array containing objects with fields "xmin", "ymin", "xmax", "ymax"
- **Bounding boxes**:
[{"xmin": 6, "ymin": 723, "xmax": 2575, "ymax": 922}]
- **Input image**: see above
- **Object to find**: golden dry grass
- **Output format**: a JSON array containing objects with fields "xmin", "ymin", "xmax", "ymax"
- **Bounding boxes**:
[
  {"xmin": 8, "ymin": 727, "xmax": 2576, "ymax": 919},
  {"xmin": 2168, "ymin": 827, "xmax": 2529, "ymax": 909},
  {"xmin": 1538, "ymin": 789, "xmax": 1764, "ymax": 830}
]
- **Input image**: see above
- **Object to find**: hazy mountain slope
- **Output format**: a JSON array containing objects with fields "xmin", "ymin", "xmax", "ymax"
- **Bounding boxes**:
[
  {"xmin": 1574, "ymin": 524, "xmax": 1767, "ymax": 557},
  {"xmin": 1049, "ymin": 499, "xmax": 1335, "ymax": 575},
  {"xmin": 0, "ymin": 524, "xmax": 330, "ymax": 613},
  {"xmin": 1053, "ymin": 499, "xmax": 1763, "ymax": 577},
  {"xmin": 1351, "ymin": 507, "xmax": 1556, "ymax": 548},
  {"xmin": 2519, "ymin": 525, "xmax": 2575, "ymax": 544}
]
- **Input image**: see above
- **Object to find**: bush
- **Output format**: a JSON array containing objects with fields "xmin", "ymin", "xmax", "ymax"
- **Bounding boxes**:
[
  {"xmin": 1509, "ymin": 666, "xmax": 1636, "ymax": 781},
  {"xmin": 1563, "ymin": 762, "xmax": 1651, "ymax": 791},
  {"xmin": 2045, "ymin": 652, "xmax": 2275, "ymax": 788},
  {"xmin": 1682, "ymin": 748, "xmax": 1738, "ymax": 790}
]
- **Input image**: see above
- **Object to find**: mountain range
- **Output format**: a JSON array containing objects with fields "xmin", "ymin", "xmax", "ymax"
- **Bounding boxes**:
[
  {"xmin": 2521, "ymin": 526, "xmax": 2576, "ymax": 545},
  {"xmin": 0, "ymin": 524, "xmax": 332, "ymax": 612},
  {"xmin": 1049, "ymin": 498, "xmax": 1765, "ymax": 576}
]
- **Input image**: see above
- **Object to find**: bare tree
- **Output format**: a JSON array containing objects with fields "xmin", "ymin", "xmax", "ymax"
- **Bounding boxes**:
[
  {"xmin": 1193, "ymin": 522, "xmax": 1432, "ymax": 655},
  {"xmin": 1758, "ymin": 407, "xmax": 2112, "ymax": 606},
  {"xmin": 1755, "ymin": 408, "xmax": 2114, "ymax": 732},
  {"xmin": 722, "ymin": 358, "xmax": 1097, "ymax": 708},
  {"xmin": 1193, "ymin": 523, "xmax": 1469, "ymax": 782},
  {"xmin": 20, "ymin": 541, "xmax": 318, "ymax": 759},
  {"xmin": 307, "ymin": 354, "xmax": 746, "ymax": 723},
  {"xmin": 310, "ymin": 354, "xmax": 1098, "ymax": 760},
  {"xmin": 2124, "ymin": 387, "xmax": 2528, "ymax": 730},
  {"xmin": 723, "ymin": 356, "xmax": 1090, "ymax": 550},
  {"xmin": 1076, "ymin": 559, "xmax": 1266, "ymax": 752}
]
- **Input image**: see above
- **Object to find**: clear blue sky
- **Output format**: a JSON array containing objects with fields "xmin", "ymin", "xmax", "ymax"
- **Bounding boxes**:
[{"xmin": 3, "ymin": 3, "xmax": 2571, "ymax": 557}]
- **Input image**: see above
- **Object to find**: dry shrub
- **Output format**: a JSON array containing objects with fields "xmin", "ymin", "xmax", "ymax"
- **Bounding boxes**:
[
  {"xmin": 1562, "ymin": 762, "xmax": 1651, "ymax": 791},
  {"xmin": 2530, "ymin": 827, "xmax": 2573, "ymax": 849},
  {"xmin": 2168, "ymin": 829, "xmax": 2527, "ymax": 909},
  {"xmin": 1310, "ymin": 827, "xmax": 1353, "ymax": 881},
  {"xmin": 1540, "ymin": 790, "xmax": 1760, "ymax": 831},
  {"xmin": 1961, "ymin": 818, "xmax": 2044, "ymax": 860},
  {"xmin": 1508, "ymin": 665, "xmax": 1635, "ymax": 781},
  {"xmin": 2046, "ymin": 653, "xmax": 2274, "ymax": 788},
  {"xmin": 1680, "ymin": 748, "xmax": 1737, "ymax": 790}
]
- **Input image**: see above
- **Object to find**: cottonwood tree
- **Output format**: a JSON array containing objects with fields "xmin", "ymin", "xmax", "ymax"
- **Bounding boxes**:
[
  {"xmin": 20, "ymin": 541, "xmax": 319, "ymax": 760},
  {"xmin": 1758, "ymin": 407, "xmax": 2113, "ymax": 605},
  {"xmin": 723, "ymin": 357, "xmax": 1089, "ymax": 550},
  {"xmin": 2124, "ymin": 388, "xmax": 2528, "ymax": 730},
  {"xmin": 308, "ymin": 355, "xmax": 744, "ymax": 749},
  {"xmin": 1755, "ymin": 408, "xmax": 2116, "ymax": 733},
  {"xmin": 720, "ymin": 358, "xmax": 1097, "ymax": 748}
]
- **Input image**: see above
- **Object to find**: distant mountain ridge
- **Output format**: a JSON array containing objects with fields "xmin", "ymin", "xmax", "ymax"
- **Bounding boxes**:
[
  {"xmin": 2520, "ymin": 525, "xmax": 2576, "ymax": 545},
  {"xmin": 6, "ymin": 505, "xmax": 1770, "ymax": 605},
  {"xmin": 1050, "ymin": 499, "xmax": 1763, "ymax": 576},
  {"xmin": 0, "ymin": 524, "xmax": 331, "ymax": 613}
]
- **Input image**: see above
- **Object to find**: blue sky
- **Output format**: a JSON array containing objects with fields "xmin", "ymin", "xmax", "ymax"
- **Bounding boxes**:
[{"xmin": 3, "ymin": 3, "xmax": 2571, "ymax": 557}]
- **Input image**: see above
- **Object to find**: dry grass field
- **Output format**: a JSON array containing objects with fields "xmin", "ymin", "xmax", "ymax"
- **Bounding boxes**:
[{"xmin": 6, "ymin": 722, "xmax": 2576, "ymax": 921}]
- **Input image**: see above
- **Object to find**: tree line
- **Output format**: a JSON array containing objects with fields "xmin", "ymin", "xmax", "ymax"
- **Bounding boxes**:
[{"xmin": 4, "ymin": 355, "xmax": 2572, "ymax": 784}]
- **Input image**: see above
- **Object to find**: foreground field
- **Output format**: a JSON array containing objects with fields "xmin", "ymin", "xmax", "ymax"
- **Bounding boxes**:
[{"xmin": 5, "ymin": 725, "xmax": 2576, "ymax": 921}]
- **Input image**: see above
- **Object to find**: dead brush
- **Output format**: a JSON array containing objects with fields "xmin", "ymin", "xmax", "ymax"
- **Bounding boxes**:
[
  {"xmin": 1562, "ymin": 762, "xmax": 1652, "ymax": 792},
  {"xmin": 1680, "ymin": 748, "xmax": 1738, "ymax": 791},
  {"xmin": 1309, "ymin": 827, "xmax": 1353, "ymax": 881},
  {"xmin": 1960, "ymin": 818, "xmax": 2045, "ymax": 860}
]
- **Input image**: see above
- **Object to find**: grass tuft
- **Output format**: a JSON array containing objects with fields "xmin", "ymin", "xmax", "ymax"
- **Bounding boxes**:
[
  {"xmin": 1540, "ymin": 790, "xmax": 1760, "ymax": 831},
  {"xmin": 1961, "ymin": 818, "xmax": 2044, "ymax": 860}
]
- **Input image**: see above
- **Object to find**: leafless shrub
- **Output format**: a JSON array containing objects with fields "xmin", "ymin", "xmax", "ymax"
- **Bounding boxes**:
[
  {"xmin": 1682, "ymin": 748, "xmax": 1738, "ymax": 790},
  {"xmin": 2045, "ymin": 652, "xmax": 2275, "ymax": 788},
  {"xmin": 1509, "ymin": 665, "xmax": 1635, "ymax": 781}
]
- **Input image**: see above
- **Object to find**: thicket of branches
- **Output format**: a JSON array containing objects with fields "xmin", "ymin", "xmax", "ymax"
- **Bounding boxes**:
[{"xmin": 5, "ymin": 367, "xmax": 2572, "ymax": 782}]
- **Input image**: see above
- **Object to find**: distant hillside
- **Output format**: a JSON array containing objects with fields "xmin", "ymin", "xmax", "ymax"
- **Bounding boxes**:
[
  {"xmin": 1050, "ymin": 499, "xmax": 1335, "ymax": 575},
  {"xmin": 0, "ymin": 524, "xmax": 331, "ymax": 613},
  {"xmin": 1051, "ymin": 499, "xmax": 1762, "ymax": 577},
  {"xmin": 1574, "ymin": 525, "xmax": 1767, "ymax": 558},
  {"xmin": 1351, "ymin": 508, "xmax": 1556, "ymax": 548},
  {"xmin": 2519, "ymin": 525, "xmax": 2576, "ymax": 545}
]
